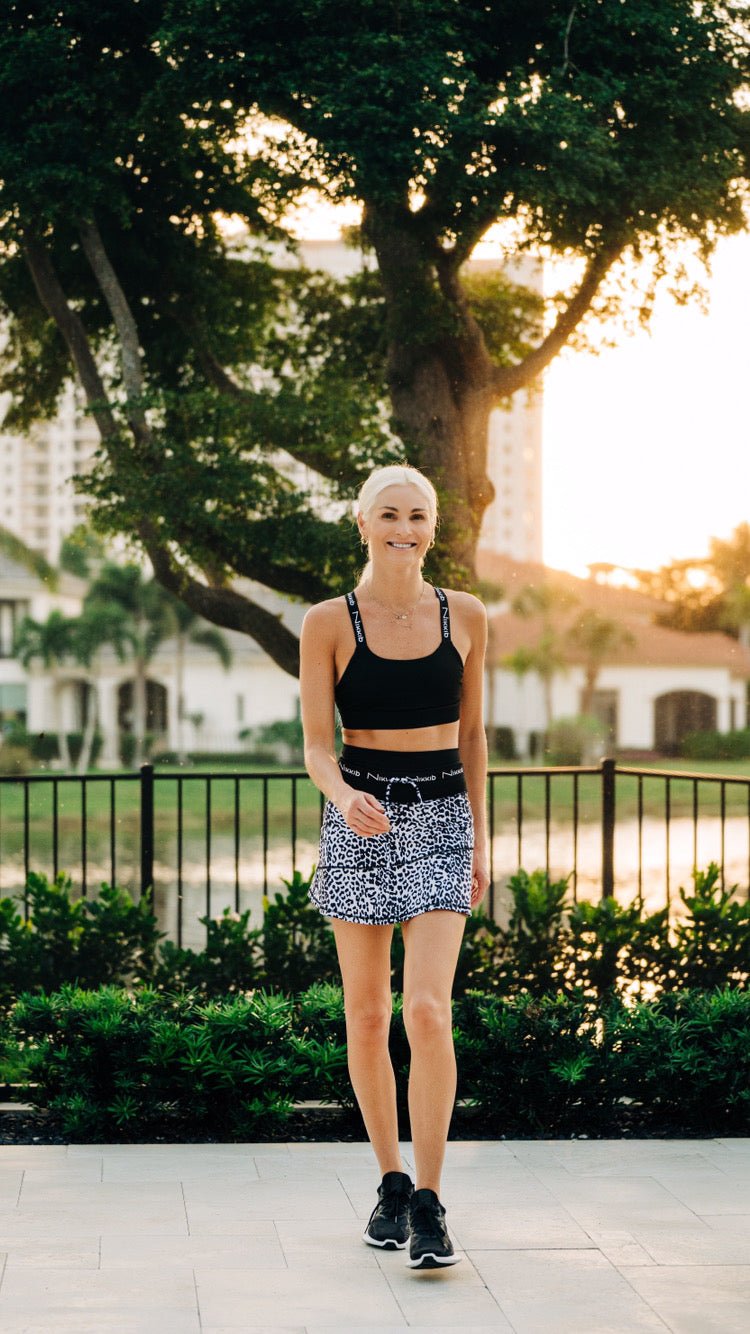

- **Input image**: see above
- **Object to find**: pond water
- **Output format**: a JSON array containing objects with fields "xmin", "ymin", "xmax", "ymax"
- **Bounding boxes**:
[{"xmin": 3, "ymin": 813, "xmax": 748, "ymax": 949}]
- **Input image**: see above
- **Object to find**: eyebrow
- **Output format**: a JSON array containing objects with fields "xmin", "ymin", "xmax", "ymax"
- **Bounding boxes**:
[{"xmin": 378, "ymin": 505, "xmax": 427, "ymax": 514}]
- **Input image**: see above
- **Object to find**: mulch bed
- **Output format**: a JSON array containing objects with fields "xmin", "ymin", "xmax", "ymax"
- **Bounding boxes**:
[{"xmin": 1, "ymin": 1104, "xmax": 736, "ymax": 1145}]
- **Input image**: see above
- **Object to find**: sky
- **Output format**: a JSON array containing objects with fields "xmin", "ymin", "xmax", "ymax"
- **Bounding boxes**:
[
  {"xmin": 288, "ymin": 197, "xmax": 750, "ymax": 579},
  {"xmin": 541, "ymin": 232, "xmax": 750, "ymax": 579}
]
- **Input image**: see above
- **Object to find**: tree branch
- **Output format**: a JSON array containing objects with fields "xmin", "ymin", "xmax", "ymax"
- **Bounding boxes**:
[
  {"xmin": 21, "ymin": 233, "xmax": 303, "ymax": 676},
  {"xmin": 78, "ymin": 217, "xmax": 148, "ymax": 441},
  {"xmin": 21, "ymin": 233, "xmax": 118, "ymax": 442},
  {"xmin": 139, "ymin": 521, "xmax": 302, "ymax": 676},
  {"xmin": 493, "ymin": 244, "xmax": 622, "ymax": 396}
]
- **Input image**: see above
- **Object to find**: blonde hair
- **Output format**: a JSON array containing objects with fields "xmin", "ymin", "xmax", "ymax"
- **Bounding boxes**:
[{"xmin": 356, "ymin": 465, "xmax": 438, "ymax": 581}]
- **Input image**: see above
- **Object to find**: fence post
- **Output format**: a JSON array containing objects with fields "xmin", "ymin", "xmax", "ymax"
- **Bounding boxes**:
[
  {"xmin": 601, "ymin": 757, "xmax": 616, "ymax": 899},
  {"xmin": 140, "ymin": 763, "xmax": 155, "ymax": 904}
]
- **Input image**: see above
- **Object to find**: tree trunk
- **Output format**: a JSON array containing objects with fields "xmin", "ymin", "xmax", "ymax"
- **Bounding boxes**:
[
  {"xmin": 54, "ymin": 681, "xmax": 71, "ymax": 770},
  {"xmin": 581, "ymin": 666, "xmax": 599, "ymax": 717},
  {"xmin": 365, "ymin": 206, "xmax": 497, "ymax": 577},
  {"xmin": 176, "ymin": 632, "xmax": 187, "ymax": 765},
  {"xmin": 542, "ymin": 673, "xmax": 554, "ymax": 731},
  {"xmin": 77, "ymin": 680, "xmax": 99, "ymax": 775},
  {"xmin": 133, "ymin": 653, "xmax": 147, "ymax": 770}
]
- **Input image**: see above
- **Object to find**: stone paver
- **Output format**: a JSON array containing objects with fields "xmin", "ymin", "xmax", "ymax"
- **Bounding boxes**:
[{"xmin": 0, "ymin": 1138, "xmax": 748, "ymax": 1329}]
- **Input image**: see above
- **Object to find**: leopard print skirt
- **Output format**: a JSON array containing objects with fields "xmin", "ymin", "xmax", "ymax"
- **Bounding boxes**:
[{"xmin": 309, "ymin": 746, "xmax": 474, "ymax": 925}]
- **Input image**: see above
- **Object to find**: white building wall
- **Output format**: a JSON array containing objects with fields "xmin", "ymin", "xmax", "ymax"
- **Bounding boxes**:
[{"xmin": 488, "ymin": 661, "xmax": 745, "ymax": 752}]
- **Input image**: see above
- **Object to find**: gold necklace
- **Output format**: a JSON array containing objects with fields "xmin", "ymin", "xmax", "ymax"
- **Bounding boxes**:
[{"xmin": 365, "ymin": 578, "xmax": 427, "ymax": 627}]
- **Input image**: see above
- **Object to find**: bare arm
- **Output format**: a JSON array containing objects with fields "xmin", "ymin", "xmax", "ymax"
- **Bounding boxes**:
[
  {"xmin": 456, "ymin": 594, "xmax": 490, "ymax": 905},
  {"xmin": 300, "ymin": 603, "xmax": 390, "ymax": 836}
]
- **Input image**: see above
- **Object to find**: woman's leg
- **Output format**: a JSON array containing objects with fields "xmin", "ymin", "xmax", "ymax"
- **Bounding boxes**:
[
  {"xmin": 400, "ymin": 909, "xmax": 467, "ymax": 1194},
  {"xmin": 331, "ymin": 918, "xmax": 403, "ymax": 1176}
]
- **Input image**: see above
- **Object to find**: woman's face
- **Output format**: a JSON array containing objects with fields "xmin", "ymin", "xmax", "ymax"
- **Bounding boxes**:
[{"xmin": 358, "ymin": 483, "xmax": 435, "ymax": 566}]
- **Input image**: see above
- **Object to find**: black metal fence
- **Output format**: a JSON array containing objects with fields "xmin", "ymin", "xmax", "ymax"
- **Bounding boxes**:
[{"xmin": 2, "ymin": 759, "xmax": 749, "ymax": 942}]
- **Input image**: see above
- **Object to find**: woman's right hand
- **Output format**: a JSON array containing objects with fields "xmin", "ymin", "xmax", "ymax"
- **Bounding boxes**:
[{"xmin": 339, "ymin": 787, "xmax": 391, "ymax": 837}]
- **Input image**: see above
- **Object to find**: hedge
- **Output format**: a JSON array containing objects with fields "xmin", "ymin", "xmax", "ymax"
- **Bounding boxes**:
[{"xmin": 5, "ymin": 983, "xmax": 749, "ymax": 1141}]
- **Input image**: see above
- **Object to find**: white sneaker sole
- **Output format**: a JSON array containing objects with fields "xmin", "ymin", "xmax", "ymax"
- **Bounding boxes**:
[
  {"xmin": 363, "ymin": 1230, "xmax": 408, "ymax": 1250},
  {"xmin": 407, "ymin": 1250, "xmax": 462, "ymax": 1268}
]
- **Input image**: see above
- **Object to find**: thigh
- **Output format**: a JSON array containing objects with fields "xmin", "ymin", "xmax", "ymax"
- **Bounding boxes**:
[
  {"xmin": 401, "ymin": 910, "xmax": 467, "ymax": 1005},
  {"xmin": 331, "ymin": 919, "xmax": 395, "ymax": 1010}
]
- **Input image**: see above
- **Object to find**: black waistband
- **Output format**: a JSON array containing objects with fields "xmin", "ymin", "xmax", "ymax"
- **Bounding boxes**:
[{"xmin": 338, "ymin": 745, "xmax": 466, "ymax": 802}]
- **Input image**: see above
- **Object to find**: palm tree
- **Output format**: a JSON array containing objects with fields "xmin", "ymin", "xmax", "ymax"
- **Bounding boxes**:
[
  {"xmin": 565, "ymin": 610, "xmax": 635, "ymax": 716},
  {"xmin": 160, "ymin": 594, "xmax": 233, "ymax": 764},
  {"xmin": 503, "ymin": 636, "xmax": 569, "ymax": 736},
  {"xmin": 509, "ymin": 583, "xmax": 579, "ymax": 731},
  {"xmin": 70, "ymin": 603, "xmax": 133, "ymax": 773},
  {"xmin": 13, "ymin": 611, "xmax": 76, "ymax": 767},
  {"xmin": 84, "ymin": 564, "xmax": 174, "ymax": 768}
]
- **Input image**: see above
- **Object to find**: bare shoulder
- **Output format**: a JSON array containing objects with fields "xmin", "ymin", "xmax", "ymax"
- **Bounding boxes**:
[
  {"xmin": 301, "ymin": 596, "xmax": 348, "ymax": 642},
  {"xmin": 444, "ymin": 588, "xmax": 487, "ymax": 622}
]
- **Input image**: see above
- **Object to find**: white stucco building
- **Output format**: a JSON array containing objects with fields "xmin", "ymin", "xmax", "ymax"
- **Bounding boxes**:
[{"xmin": 477, "ymin": 552, "xmax": 750, "ymax": 756}]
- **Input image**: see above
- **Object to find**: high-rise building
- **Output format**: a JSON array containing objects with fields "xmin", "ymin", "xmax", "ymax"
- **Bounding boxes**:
[
  {"xmin": 0, "ymin": 382, "xmax": 98, "ymax": 564},
  {"xmin": 472, "ymin": 256, "xmax": 544, "ymax": 564}
]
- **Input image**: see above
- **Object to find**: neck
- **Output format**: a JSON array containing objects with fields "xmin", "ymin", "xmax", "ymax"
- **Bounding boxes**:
[{"xmin": 364, "ymin": 567, "xmax": 426, "ymax": 606}]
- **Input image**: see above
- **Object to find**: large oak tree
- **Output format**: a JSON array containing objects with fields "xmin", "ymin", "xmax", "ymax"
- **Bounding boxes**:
[{"xmin": 0, "ymin": 0, "xmax": 747, "ymax": 676}]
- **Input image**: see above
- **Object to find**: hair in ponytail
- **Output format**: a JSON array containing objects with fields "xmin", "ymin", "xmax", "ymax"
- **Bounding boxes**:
[{"xmin": 356, "ymin": 465, "xmax": 438, "ymax": 581}]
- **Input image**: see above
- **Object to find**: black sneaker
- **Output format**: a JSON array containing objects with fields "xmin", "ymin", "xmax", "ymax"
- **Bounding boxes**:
[
  {"xmin": 362, "ymin": 1170, "xmax": 414, "ymax": 1249},
  {"xmin": 407, "ymin": 1187, "xmax": 461, "ymax": 1268}
]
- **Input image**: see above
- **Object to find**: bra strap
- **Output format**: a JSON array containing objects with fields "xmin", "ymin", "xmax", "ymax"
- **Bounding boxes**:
[
  {"xmin": 434, "ymin": 586, "xmax": 452, "ymax": 642},
  {"xmin": 344, "ymin": 591, "xmax": 367, "ymax": 648}
]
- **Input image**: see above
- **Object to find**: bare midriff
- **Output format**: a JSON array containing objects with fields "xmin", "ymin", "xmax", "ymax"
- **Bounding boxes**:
[{"xmin": 341, "ymin": 723, "xmax": 461, "ymax": 752}]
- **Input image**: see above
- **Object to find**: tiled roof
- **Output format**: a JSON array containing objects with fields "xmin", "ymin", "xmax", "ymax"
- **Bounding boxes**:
[
  {"xmin": 476, "ymin": 550, "xmax": 666, "ymax": 617},
  {"xmin": 489, "ymin": 608, "xmax": 750, "ymax": 677}
]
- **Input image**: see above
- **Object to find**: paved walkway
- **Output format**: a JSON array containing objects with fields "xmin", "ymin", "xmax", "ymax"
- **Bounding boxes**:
[{"xmin": 0, "ymin": 1138, "xmax": 749, "ymax": 1331}]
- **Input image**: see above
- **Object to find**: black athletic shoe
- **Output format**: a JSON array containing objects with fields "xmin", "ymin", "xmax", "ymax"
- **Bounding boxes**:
[
  {"xmin": 362, "ymin": 1170, "xmax": 414, "ymax": 1249},
  {"xmin": 407, "ymin": 1187, "xmax": 461, "ymax": 1268}
]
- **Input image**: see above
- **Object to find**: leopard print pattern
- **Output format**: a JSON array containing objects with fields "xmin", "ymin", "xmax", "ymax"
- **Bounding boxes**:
[{"xmin": 309, "ymin": 792, "xmax": 474, "ymax": 924}]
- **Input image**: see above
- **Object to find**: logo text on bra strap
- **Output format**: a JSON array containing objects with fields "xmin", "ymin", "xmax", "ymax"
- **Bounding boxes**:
[{"xmin": 347, "ymin": 592, "xmax": 365, "ymax": 643}]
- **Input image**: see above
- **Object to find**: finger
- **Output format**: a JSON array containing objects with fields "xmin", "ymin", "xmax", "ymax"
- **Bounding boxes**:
[
  {"xmin": 361, "ymin": 793, "xmax": 386, "ymax": 815},
  {"xmin": 351, "ymin": 810, "xmax": 390, "ymax": 835}
]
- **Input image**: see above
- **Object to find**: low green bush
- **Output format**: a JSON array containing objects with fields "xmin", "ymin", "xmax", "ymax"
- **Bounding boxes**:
[
  {"xmin": 545, "ymin": 715, "xmax": 608, "ymax": 765},
  {"xmin": 0, "ymin": 872, "xmax": 162, "ymax": 1011},
  {"xmin": 681, "ymin": 727, "xmax": 750, "ymax": 760},
  {"xmin": 6, "ymin": 983, "xmax": 750, "ymax": 1139},
  {"xmin": 7, "ymin": 985, "xmax": 323, "ymax": 1140},
  {"xmin": 456, "ymin": 863, "xmax": 749, "ymax": 1002},
  {"xmin": 2, "ymin": 861, "xmax": 749, "ymax": 1014}
]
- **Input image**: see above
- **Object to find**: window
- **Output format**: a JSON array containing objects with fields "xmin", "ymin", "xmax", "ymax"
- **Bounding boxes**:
[{"xmin": 0, "ymin": 603, "xmax": 27, "ymax": 658}]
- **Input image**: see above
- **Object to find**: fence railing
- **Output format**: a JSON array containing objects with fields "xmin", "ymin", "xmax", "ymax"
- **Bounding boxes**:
[{"xmin": 2, "ymin": 759, "xmax": 749, "ymax": 943}]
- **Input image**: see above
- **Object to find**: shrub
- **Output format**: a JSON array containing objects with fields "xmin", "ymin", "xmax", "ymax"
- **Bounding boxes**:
[
  {"xmin": 262, "ymin": 870, "xmax": 340, "ymax": 994},
  {"xmin": 0, "ymin": 872, "xmax": 162, "ymax": 1011},
  {"xmin": 8, "ymin": 985, "xmax": 310, "ymax": 1140},
  {"xmin": 9, "ymin": 983, "xmax": 749, "ymax": 1139},
  {"xmin": 154, "ymin": 907, "xmax": 264, "ymax": 996},
  {"xmin": 681, "ymin": 728, "xmax": 750, "ymax": 761},
  {"xmin": 545, "ymin": 714, "xmax": 608, "ymax": 765},
  {"xmin": 0, "ymin": 743, "xmax": 31, "ymax": 775},
  {"xmin": 607, "ymin": 989, "xmax": 750, "ymax": 1133},
  {"xmin": 2, "ymin": 726, "xmax": 103, "ymax": 766}
]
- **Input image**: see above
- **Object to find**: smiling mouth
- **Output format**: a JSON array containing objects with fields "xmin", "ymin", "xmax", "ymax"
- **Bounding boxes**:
[{"xmin": 387, "ymin": 542, "xmax": 417, "ymax": 548}]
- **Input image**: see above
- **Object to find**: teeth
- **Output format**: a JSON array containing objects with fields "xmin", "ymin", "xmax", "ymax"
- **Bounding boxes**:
[{"xmin": 389, "ymin": 542, "xmax": 415, "ymax": 548}]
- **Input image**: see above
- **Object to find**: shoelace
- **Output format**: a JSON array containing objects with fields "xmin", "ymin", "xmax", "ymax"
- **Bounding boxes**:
[
  {"xmin": 380, "ymin": 1186, "xmax": 413, "ymax": 1222},
  {"xmin": 409, "ymin": 1200, "xmax": 445, "ymax": 1235}
]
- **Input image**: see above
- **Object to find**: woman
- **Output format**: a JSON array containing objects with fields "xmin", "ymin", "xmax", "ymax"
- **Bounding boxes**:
[{"xmin": 300, "ymin": 463, "xmax": 490, "ymax": 1270}]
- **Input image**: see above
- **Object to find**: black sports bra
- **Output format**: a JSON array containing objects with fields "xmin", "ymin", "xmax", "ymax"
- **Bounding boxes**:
[{"xmin": 334, "ymin": 586, "xmax": 464, "ymax": 730}]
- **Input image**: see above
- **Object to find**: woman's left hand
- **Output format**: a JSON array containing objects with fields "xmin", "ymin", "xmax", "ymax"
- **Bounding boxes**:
[{"xmin": 470, "ymin": 848, "xmax": 491, "ymax": 910}]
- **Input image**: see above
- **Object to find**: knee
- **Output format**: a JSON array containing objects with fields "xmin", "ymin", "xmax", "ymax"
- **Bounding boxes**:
[
  {"xmin": 346, "ymin": 1000, "xmax": 392, "ymax": 1045},
  {"xmin": 403, "ymin": 993, "xmax": 452, "ymax": 1042}
]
